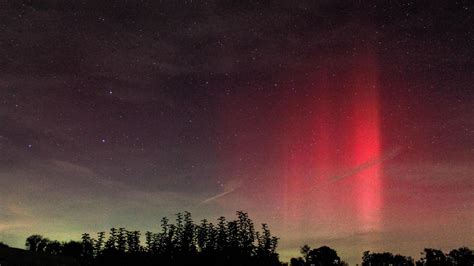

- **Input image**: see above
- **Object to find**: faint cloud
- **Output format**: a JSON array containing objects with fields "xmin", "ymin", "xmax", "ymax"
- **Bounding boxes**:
[
  {"xmin": 0, "ymin": 203, "xmax": 34, "ymax": 232},
  {"xmin": 202, "ymin": 178, "xmax": 242, "ymax": 204},
  {"xmin": 331, "ymin": 147, "xmax": 403, "ymax": 181}
]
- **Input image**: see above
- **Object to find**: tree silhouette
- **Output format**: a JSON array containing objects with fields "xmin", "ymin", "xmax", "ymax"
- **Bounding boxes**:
[
  {"xmin": 447, "ymin": 247, "xmax": 474, "ymax": 266},
  {"xmin": 417, "ymin": 249, "xmax": 448, "ymax": 266},
  {"xmin": 237, "ymin": 211, "xmax": 256, "ymax": 254},
  {"xmin": 255, "ymin": 223, "xmax": 279, "ymax": 266},
  {"xmin": 104, "ymin": 228, "xmax": 117, "ymax": 251},
  {"xmin": 40, "ymin": 211, "xmax": 279, "ymax": 266},
  {"xmin": 94, "ymin": 231, "xmax": 105, "ymax": 256},
  {"xmin": 116, "ymin": 228, "xmax": 127, "ymax": 253},
  {"xmin": 126, "ymin": 230, "xmax": 141, "ymax": 253},
  {"xmin": 25, "ymin": 234, "xmax": 48, "ymax": 252},
  {"xmin": 216, "ymin": 216, "xmax": 228, "ymax": 252},
  {"xmin": 291, "ymin": 257, "xmax": 306, "ymax": 266},
  {"xmin": 81, "ymin": 233, "xmax": 95, "ymax": 265},
  {"xmin": 291, "ymin": 245, "xmax": 346, "ymax": 266},
  {"xmin": 362, "ymin": 251, "xmax": 414, "ymax": 266},
  {"xmin": 415, "ymin": 247, "xmax": 474, "ymax": 266},
  {"xmin": 44, "ymin": 240, "xmax": 61, "ymax": 255},
  {"xmin": 61, "ymin": 241, "xmax": 83, "ymax": 260},
  {"xmin": 20, "ymin": 210, "xmax": 472, "ymax": 266},
  {"xmin": 307, "ymin": 246, "xmax": 345, "ymax": 266},
  {"xmin": 145, "ymin": 231, "xmax": 154, "ymax": 253},
  {"xmin": 300, "ymin": 244, "xmax": 311, "ymax": 262}
]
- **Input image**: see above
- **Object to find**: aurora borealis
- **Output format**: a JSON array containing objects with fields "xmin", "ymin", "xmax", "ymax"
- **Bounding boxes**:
[{"xmin": 0, "ymin": 1, "xmax": 473, "ymax": 264}]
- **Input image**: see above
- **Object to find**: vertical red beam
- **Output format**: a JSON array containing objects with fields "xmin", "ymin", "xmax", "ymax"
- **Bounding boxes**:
[
  {"xmin": 280, "ymin": 50, "xmax": 383, "ymax": 232},
  {"xmin": 350, "ymin": 52, "xmax": 382, "ymax": 231}
]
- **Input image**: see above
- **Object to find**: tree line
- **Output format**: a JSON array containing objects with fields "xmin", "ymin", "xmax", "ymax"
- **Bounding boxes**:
[
  {"xmin": 18, "ymin": 211, "xmax": 473, "ymax": 266},
  {"xmin": 23, "ymin": 211, "xmax": 279, "ymax": 266},
  {"xmin": 289, "ymin": 245, "xmax": 474, "ymax": 266}
]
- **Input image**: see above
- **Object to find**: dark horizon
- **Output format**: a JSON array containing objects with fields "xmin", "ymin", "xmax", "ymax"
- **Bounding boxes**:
[
  {"xmin": 2, "ymin": 211, "xmax": 473, "ymax": 266},
  {"xmin": 0, "ymin": 1, "xmax": 473, "ymax": 265}
]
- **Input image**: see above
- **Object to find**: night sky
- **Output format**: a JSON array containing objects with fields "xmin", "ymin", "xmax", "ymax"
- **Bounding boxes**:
[{"xmin": 1, "ymin": 1, "xmax": 473, "ymax": 264}]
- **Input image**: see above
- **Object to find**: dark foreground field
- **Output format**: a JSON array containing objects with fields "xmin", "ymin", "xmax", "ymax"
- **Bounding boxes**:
[{"xmin": 0, "ymin": 246, "xmax": 80, "ymax": 266}]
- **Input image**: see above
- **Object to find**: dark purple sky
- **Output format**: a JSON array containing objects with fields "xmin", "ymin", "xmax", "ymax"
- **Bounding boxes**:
[{"xmin": 0, "ymin": 1, "xmax": 473, "ymax": 264}]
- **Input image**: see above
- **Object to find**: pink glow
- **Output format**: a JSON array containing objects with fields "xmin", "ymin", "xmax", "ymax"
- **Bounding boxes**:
[
  {"xmin": 280, "ymin": 52, "xmax": 383, "ymax": 232},
  {"xmin": 349, "ymin": 52, "xmax": 382, "ymax": 231}
]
